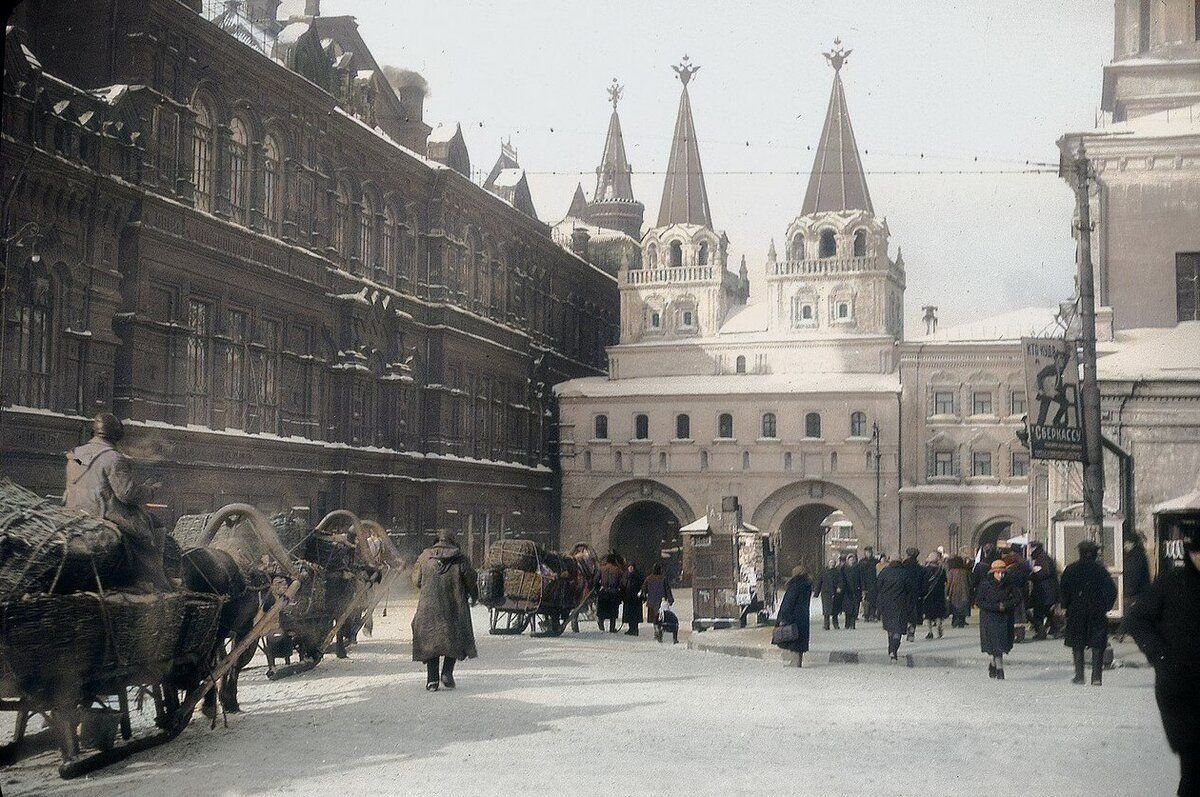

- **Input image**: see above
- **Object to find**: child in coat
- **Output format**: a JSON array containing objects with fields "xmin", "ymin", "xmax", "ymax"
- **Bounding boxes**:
[{"xmin": 655, "ymin": 599, "xmax": 680, "ymax": 644}]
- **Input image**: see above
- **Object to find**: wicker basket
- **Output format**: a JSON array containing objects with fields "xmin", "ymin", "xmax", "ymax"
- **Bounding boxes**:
[
  {"xmin": 0, "ymin": 479, "xmax": 131, "ymax": 601},
  {"xmin": 484, "ymin": 540, "xmax": 539, "ymax": 571}
]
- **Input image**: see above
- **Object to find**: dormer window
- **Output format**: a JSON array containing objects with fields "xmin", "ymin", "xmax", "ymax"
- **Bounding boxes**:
[
  {"xmin": 819, "ymin": 229, "xmax": 837, "ymax": 258},
  {"xmin": 853, "ymin": 229, "xmax": 867, "ymax": 257},
  {"xmin": 669, "ymin": 240, "xmax": 683, "ymax": 267}
]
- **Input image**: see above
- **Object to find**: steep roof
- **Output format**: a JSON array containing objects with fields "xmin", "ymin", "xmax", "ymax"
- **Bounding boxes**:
[
  {"xmin": 595, "ymin": 107, "xmax": 636, "ymax": 203},
  {"xmin": 567, "ymin": 182, "xmax": 588, "ymax": 217},
  {"xmin": 801, "ymin": 49, "xmax": 874, "ymax": 216},
  {"xmin": 656, "ymin": 61, "xmax": 712, "ymax": 228}
]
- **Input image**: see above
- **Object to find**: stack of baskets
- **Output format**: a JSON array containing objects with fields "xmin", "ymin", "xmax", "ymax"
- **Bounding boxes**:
[{"xmin": 479, "ymin": 540, "xmax": 580, "ymax": 610}]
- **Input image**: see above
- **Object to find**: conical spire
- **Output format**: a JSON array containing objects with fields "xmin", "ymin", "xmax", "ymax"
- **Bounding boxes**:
[
  {"xmin": 656, "ymin": 56, "xmax": 713, "ymax": 229},
  {"xmin": 567, "ymin": 182, "xmax": 588, "ymax": 218},
  {"xmin": 594, "ymin": 79, "xmax": 636, "ymax": 203},
  {"xmin": 801, "ymin": 40, "xmax": 874, "ymax": 216}
]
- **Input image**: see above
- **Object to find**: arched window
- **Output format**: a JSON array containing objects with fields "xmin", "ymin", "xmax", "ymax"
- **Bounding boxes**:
[
  {"xmin": 262, "ymin": 134, "xmax": 281, "ymax": 235},
  {"xmin": 850, "ymin": 411, "xmax": 867, "ymax": 438},
  {"xmin": 359, "ymin": 194, "xmax": 376, "ymax": 270},
  {"xmin": 837, "ymin": 301, "xmax": 850, "ymax": 320},
  {"xmin": 669, "ymin": 240, "xmax": 683, "ymax": 268},
  {"xmin": 381, "ymin": 205, "xmax": 397, "ymax": 285},
  {"xmin": 645, "ymin": 243, "xmax": 656, "ymax": 270},
  {"xmin": 718, "ymin": 413, "xmax": 734, "ymax": 438},
  {"xmin": 191, "ymin": 101, "xmax": 215, "ymax": 212},
  {"xmin": 11, "ymin": 265, "xmax": 55, "ymax": 408},
  {"xmin": 594, "ymin": 414, "xmax": 608, "ymax": 439},
  {"xmin": 648, "ymin": 308, "xmax": 662, "ymax": 330},
  {"xmin": 698, "ymin": 241, "xmax": 709, "ymax": 265},
  {"xmin": 819, "ymin": 229, "xmax": 837, "ymax": 258},
  {"xmin": 805, "ymin": 412, "xmax": 822, "ymax": 438},
  {"xmin": 853, "ymin": 229, "xmax": 867, "ymax": 257},
  {"xmin": 735, "ymin": 355, "xmax": 746, "ymax": 374},
  {"xmin": 791, "ymin": 234, "xmax": 805, "ymax": 260},
  {"xmin": 635, "ymin": 413, "xmax": 649, "ymax": 440},
  {"xmin": 676, "ymin": 413, "xmax": 690, "ymax": 439},
  {"xmin": 332, "ymin": 181, "xmax": 351, "ymax": 257},
  {"xmin": 227, "ymin": 117, "xmax": 249, "ymax": 224},
  {"xmin": 802, "ymin": 304, "xmax": 814, "ymax": 320},
  {"xmin": 761, "ymin": 412, "xmax": 777, "ymax": 438}
]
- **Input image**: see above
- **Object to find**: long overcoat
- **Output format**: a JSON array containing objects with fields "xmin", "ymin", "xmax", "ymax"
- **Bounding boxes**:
[
  {"xmin": 1029, "ymin": 547, "xmax": 1061, "ymax": 610},
  {"xmin": 975, "ymin": 573, "xmax": 1019, "ymax": 656},
  {"xmin": 900, "ymin": 557, "xmax": 926, "ymax": 624},
  {"xmin": 596, "ymin": 561, "xmax": 624, "ymax": 621},
  {"xmin": 814, "ymin": 567, "xmax": 843, "ymax": 616},
  {"xmin": 1059, "ymin": 557, "xmax": 1117, "ymax": 650},
  {"xmin": 946, "ymin": 557, "xmax": 972, "ymax": 615},
  {"xmin": 876, "ymin": 564, "xmax": 915, "ymax": 635},
  {"xmin": 622, "ymin": 567, "xmax": 645, "ymax": 625},
  {"xmin": 774, "ymin": 574, "xmax": 813, "ymax": 653},
  {"xmin": 411, "ymin": 541, "xmax": 478, "ymax": 661},
  {"xmin": 921, "ymin": 564, "xmax": 949, "ymax": 621}
]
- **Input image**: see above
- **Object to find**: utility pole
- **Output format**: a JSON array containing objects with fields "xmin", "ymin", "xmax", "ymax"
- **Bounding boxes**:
[
  {"xmin": 871, "ymin": 421, "xmax": 882, "ymax": 551},
  {"xmin": 1070, "ymin": 142, "xmax": 1105, "ymax": 542}
]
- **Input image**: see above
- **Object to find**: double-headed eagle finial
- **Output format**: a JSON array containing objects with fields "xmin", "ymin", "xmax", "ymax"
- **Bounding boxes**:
[
  {"xmin": 607, "ymin": 78, "xmax": 623, "ymax": 110},
  {"xmin": 824, "ymin": 37, "xmax": 851, "ymax": 72},
  {"xmin": 672, "ymin": 54, "xmax": 700, "ymax": 86}
]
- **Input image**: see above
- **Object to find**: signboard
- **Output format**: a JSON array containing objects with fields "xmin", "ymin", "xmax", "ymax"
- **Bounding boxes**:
[{"xmin": 1022, "ymin": 337, "xmax": 1084, "ymax": 461}]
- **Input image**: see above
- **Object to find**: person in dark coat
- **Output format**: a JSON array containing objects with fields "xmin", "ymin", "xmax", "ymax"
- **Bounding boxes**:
[
  {"xmin": 857, "ymin": 547, "xmax": 879, "ymax": 622},
  {"xmin": 622, "ymin": 562, "xmax": 645, "ymax": 636},
  {"xmin": 971, "ymin": 542, "xmax": 998, "ymax": 597},
  {"xmin": 1059, "ymin": 539, "xmax": 1118, "ymax": 685},
  {"xmin": 921, "ymin": 553, "xmax": 948, "ymax": 639},
  {"xmin": 814, "ymin": 559, "xmax": 843, "ymax": 630},
  {"xmin": 641, "ymin": 562, "xmax": 673, "ymax": 626},
  {"xmin": 774, "ymin": 565, "xmax": 813, "ymax": 667},
  {"xmin": 1028, "ymin": 540, "xmax": 1061, "ymax": 640},
  {"xmin": 876, "ymin": 560, "xmax": 915, "ymax": 660},
  {"xmin": 946, "ymin": 553, "xmax": 973, "ymax": 628},
  {"xmin": 1125, "ymin": 527, "xmax": 1200, "ymax": 797},
  {"xmin": 840, "ymin": 553, "xmax": 863, "ymax": 629},
  {"xmin": 900, "ymin": 548, "xmax": 925, "ymax": 641},
  {"xmin": 976, "ymin": 559, "xmax": 1020, "ymax": 679},
  {"xmin": 411, "ymin": 529, "xmax": 477, "ymax": 691},
  {"xmin": 595, "ymin": 553, "xmax": 624, "ymax": 632},
  {"xmin": 1123, "ymin": 534, "xmax": 1152, "ymax": 607}
]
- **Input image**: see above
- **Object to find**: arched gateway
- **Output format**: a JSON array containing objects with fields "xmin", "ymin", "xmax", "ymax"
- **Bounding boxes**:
[
  {"xmin": 752, "ymin": 480, "xmax": 875, "ymax": 578},
  {"xmin": 585, "ymin": 479, "xmax": 696, "ymax": 574}
]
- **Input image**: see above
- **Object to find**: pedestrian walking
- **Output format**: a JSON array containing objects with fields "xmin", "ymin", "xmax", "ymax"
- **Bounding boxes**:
[
  {"xmin": 814, "ymin": 558, "xmax": 844, "ymax": 630},
  {"xmin": 623, "ymin": 562, "xmax": 645, "ymax": 636},
  {"xmin": 1000, "ymin": 541, "xmax": 1033, "ymax": 643},
  {"xmin": 773, "ymin": 565, "xmax": 813, "ymax": 667},
  {"xmin": 857, "ymin": 547, "xmax": 879, "ymax": 622},
  {"xmin": 900, "ymin": 547, "xmax": 925, "ymax": 641},
  {"xmin": 840, "ymin": 553, "xmax": 863, "ymax": 629},
  {"xmin": 642, "ymin": 562, "xmax": 673, "ymax": 626},
  {"xmin": 971, "ymin": 542, "xmax": 998, "ymax": 596},
  {"xmin": 946, "ymin": 552, "xmax": 973, "ymax": 628},
  {"xmin": 877, "ymin": 559, "xmax": 915, "ymax": 660},
  {"xmin": 922, "ymin": 552, "xmax": 948, "ymax": 639},
  {"xmin": 1125, "ymin": 526, "xmax": 1200, "ymax": 797},
  {"xmin": 1123, "ymin": 533, "xmax": 1152, "ymax": 608},
  {"xmin": 975, "ymin": 559, "xmax": 1020, "ymax": 680},
  {"xmin": 1059, "ymin": 539, "xmax": 1118, "ymax": 685},
  {"xmin": 596, "ymin": 552, "xmax": 624, "ymax": 633},
  {"xmin": 1028, "ymin": 540, "xmax": 1061, "ymax": 639},
  {"xmin": 411, "ymin": 529, "xmax": 477, "ymax": 692}
]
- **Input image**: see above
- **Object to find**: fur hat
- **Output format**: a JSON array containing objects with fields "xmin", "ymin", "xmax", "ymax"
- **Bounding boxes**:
[
  {"xmin": 92, "ymin": 412, "xmax": 124, "ymax": 442},
  {"xmin": 989, "ymin": 559, "xmax": 1007, "ymax": 573}
]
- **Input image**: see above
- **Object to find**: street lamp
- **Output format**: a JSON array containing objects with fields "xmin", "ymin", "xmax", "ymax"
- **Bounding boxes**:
[{"xmin": 870, "ymin": 421, "xmax": 882, "ymax": 551}]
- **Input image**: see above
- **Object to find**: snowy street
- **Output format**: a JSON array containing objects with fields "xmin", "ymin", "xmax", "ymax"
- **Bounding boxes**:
[{"xmin": 4, "ymin": 593, "xmax": 1177, "ymax": 797}]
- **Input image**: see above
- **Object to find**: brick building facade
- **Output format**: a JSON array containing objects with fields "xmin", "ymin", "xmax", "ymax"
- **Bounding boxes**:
[{"xmin": 1, "ymin": 0, "xmax": 618, "ymax": 559}]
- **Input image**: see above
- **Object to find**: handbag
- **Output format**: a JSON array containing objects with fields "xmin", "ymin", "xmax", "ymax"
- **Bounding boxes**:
[{"xmin": 771, "ymin": 623, "xmax": 800, "ymax": 645}]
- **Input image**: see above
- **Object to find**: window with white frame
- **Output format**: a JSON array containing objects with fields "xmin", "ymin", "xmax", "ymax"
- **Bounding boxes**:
[
  {"xmin": 972, "ymin": 391, "xmax": 993, "ymax": 416},
  {"xmin": 933, "ymin": 450, "xmax": 955, "ymax": 477},
  {"xmin": 680, "ymin": 309, "xmax": 694, "ymax": 329},
  {"xmin": 933, "ymin": 390, "xmax": 955, "ymax": 416},
  {"xmin": 971, "ymin": 451, "xmax": 992, "ymax": 477}
]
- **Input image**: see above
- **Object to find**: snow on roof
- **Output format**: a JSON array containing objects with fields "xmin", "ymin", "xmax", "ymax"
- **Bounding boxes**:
[
  {"xmin": 90, "ymin": 84, "xmax": 132, "ymax": 104},
  {"xmin": 428, "ymin": 123, "xmax": 461, "ymax": 144},
  {"xmin": 491, "ymin": 168, "xmax": 526, "ymax": 189},
  {"xmin": 1154, "ymin": 485, "xmax": 1200, "ymax": 514},
  {"xmin": 1099, "ymin": 321, "xmax": 1200, "ymax": 382},
  {"xmin": 718, "ymin": 300, "xmax": 770, "ymax": 335},
  {"xmin": 912, "ymin": 306, "xmax": 1061, "ymax": 343},
  {"xmin": 277, "ymin": 21, "xmax": 310, "ymax": 46},
  {"xmin": 551, "ymin": 217, "xmax": 637, "ymax": 245},
  {"xmin": 556, "ymin": 371, "xmax": 899, "ymax": 398}
]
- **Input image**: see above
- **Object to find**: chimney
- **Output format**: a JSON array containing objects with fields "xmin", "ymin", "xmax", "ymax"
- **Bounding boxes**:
[
  {"xmin": 570, "ymin": 227, "xmax": 591, "ymax": 260},
  {"xmin": 922, "ymin": 305, "xmax": 938, "ymax": 335}
]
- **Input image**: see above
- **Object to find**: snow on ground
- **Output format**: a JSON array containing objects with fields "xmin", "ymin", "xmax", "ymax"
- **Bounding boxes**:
[{"xmin": 2, "ymin": 590, "xmax": 1176, "ymax": 797}]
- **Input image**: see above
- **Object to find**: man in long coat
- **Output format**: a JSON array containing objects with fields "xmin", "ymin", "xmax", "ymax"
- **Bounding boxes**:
[
  {"xmin": 1059, "ymin": 539, "xmax": 1117, "ymax": 686},
  {"xmin": 65, "ymin": 413, "xmax": 168, "ymax": 589},
  {"xmin": 876, "ymin": 560, "xmax": 915, "ymax": 660},
  {"xmin": 595, "ymin": 553, "xmax": 625, "ymax": 632},
  {"xmin": 1126, "ymin": 526, "xmax": 1200, "ymax": 797},
  {"xmin": 840, "ymin": 553, "xmax": 863, "ymax": 629},
  {"xmin": 1028, "ymin": 540, "xmax": 1061, "ymax": 639},
  {"xmin": 411, "ymin": 529, "xmax": 478, "ymax": 691},
  {"xmin": 814, "ymin": 558, "xmax": 843, "ymax": 630},
  {"xmin": 900, "ymin": 548, "xmax": 925, "ymax": 641},
  {"xmin": 856, "ymin": 547, "xmax": 879, "ymax": 622}
]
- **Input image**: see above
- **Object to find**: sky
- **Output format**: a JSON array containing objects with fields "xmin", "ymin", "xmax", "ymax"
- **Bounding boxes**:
[{"xmin": 320, "ymin": 0, "xmax": 1114, "ymax": 331}]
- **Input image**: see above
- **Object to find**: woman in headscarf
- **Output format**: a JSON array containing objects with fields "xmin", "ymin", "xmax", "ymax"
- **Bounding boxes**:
[
  {"xmin": 773, "ymin": 565, "xmax": 813, "ymax": 667},
  {"xmin": 412, "ymin": 529, "xmax": 478, "ymax": 691},
  {"xmin": 976, "ymin": 559, "xmax": 1020, "ymax": 680}
]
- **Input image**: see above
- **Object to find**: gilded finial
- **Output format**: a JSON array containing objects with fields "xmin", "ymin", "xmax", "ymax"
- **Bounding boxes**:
[
  {"xmin": 824, "ymin": 37, "xmax": 851, "ymax": 72},
  {"xmin": 672, "ymin": 54, "xmax": 700, "ymax": 87},
  {"xmin": 607, "ymin": 78, "xmax": 623, "ymax": 110}
]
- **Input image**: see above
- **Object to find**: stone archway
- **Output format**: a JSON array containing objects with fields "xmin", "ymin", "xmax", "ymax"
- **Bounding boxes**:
[
  {"xmin": 974, "ymin": 516, "xmax": 1022, "ymax": 551},
  {"xmin": 777, "ymin": 502, "xmax": 838, "ymax": 580},
  {"xmin": 752, "ymin": 480, "xmax": 875, "ymax": 580},
  {"xmin": 609, "ymin": 500, "xmax": 682, "ymax": 575}
]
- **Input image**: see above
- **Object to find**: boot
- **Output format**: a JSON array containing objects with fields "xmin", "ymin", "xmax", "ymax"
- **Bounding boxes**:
[
  {"xmin": 995, "ymin": 668, "xmax": 1005, "ymax": 680},
  {"xmin": 988, "ymin": 662, "xmax": 996, "ymax": 679},
  {"xmin": 796, "ymin": 653, "xmax": 804, "ymax": 668},
  {"xmin": 1091, "ymin": 648, "xmax": 1103, "ymax": 686},
  {"xmin": 823, "ymin": 616, "xmax": 831, "ymax": 631},
  {"xmin": 925, "ymin": 622, "xmax": 934, "ymax": 640},
  {"xmin": 1072, "ymin": 647, "xmax": 1086, "ymax": 685},
  {"xmin": 937, "ymin": 621, "xmax": 944, "ymax": 639},
  {"xmin": 832, "ymin": 617, "xmax": 840, "ymax": 630}
]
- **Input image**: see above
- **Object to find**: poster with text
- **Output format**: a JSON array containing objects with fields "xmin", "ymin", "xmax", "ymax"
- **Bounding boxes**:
[{"xmin": 1022, "ymin": 337, "xmax": 1084, "ymax": 461}]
